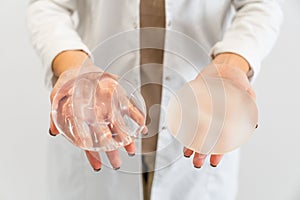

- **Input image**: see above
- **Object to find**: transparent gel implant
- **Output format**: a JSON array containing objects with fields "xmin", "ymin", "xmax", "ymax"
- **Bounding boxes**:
[
  {"xmin": 166, "ymin": 75, "xmax": 258, "ymax": 154},
  {"xmin": 51, "ymin": 72, "xmax": 146, "ymax": 152}
]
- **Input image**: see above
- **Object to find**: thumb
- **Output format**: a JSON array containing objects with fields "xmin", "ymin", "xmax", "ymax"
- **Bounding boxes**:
[{"xmin": 246, "ymin": 86, "xmax": 256, "ymax": 100}]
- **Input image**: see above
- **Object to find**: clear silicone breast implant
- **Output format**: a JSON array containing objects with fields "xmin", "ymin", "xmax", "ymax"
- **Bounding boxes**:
[
  {"xmin": 51, "ymin": 72, "xmax": 146, "ymax": 151},
  {"xmin": 166, "ymin": 75, "xmax": 258, "ymax": 154}
]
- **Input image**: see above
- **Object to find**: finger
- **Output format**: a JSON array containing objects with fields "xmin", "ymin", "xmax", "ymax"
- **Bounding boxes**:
[
  {"xmin": 210, "ymin": 154, "xmax": 224, "ymax": 167},
  {"xmin": 94, "ymin": 123, "xmax": 122, "ymax": 169},
  {"xmin": 50, "ymin": 82, "xmax": 73, "ymax": 105},
  {"xmin": 112, "ymin": 83, "xmax": 147, "ymax": 134},
  {"xmin": 109, "ymin": 118, "xmax": 131, "ymax": 142},
  {"xmin": 128, "ymin": 101, "xmax": 147, "ymax": 130},
  {"xmin": 246, "ymin": 86, "xmax": 256, "ymax": 100},
  {"xmin": 92, "ymin": 123, "xmax": 114, "ymax": 147},
  {"xmin": 141, "ymin": 126, "xmax": 148, "ymax": 134},
  {"xmin": 85, "ymin": 150, "xmax": 102, "ymax": 171},
  {"xmin": 63, "ymin": 115, "xmax": 85, "ymax": 148},
  {"xmin": 124, "ymin": 142, "xmax": 136, "ymax": 156},
  {"xmin": 50, "ymin": 72, "xmax": 77, "ymax": 103},
  {"xmin": 183, "ymin": 147, "xmax": 194, "ymax": 158},
  {"xmin": 214, "ymin": 65, "xmax": 256, "ymax": 100},
  {"xmin": 106, "ymin": 150, "xmax": 122, "ymax": 170},
  {"xmin": 109, "ymin": 116, "xmax": 137, "ymax": 156},
  {"xmin": 233, "ymin": 73, "xmax": 256, "ymax": 100},
  {"xmin": 49, "ymin": 114, "xmax": 59, "ymax": 136},
  {"xmin": 193, "ymin": 152, "xmax": 207, "ymax": 168},
  {"xmin": 109, "ymin": 121, "xmax": 136, "ymax": 156}
]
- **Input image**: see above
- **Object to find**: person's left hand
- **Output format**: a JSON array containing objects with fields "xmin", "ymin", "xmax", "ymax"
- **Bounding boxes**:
[{"xmin": 183, "ymin": 53, "xmax": 256, "ymax": 168}]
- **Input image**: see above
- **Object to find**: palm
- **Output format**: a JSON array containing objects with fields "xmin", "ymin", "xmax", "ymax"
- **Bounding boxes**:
[{"xmin": 50, "ymin": 69, "xmax": 147, "ymax": 170}]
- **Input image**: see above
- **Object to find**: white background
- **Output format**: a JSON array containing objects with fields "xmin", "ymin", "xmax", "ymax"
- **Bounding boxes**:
[{"xmin": 0, "ymin": 1, "xmax": 299, "ymax": 200}]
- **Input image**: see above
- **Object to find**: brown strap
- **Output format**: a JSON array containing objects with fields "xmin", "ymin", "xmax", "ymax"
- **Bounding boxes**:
[
  {"xmin": 140, "ymin": 0, "xmax": 165, "ymax": 157},
  {"xmin": 139, "ymin": 0, "xmax": 165, "ymax": 200}
]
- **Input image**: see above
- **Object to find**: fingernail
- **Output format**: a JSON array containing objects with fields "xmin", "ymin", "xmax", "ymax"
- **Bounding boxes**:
[
  {"xmin": 114, "ymin": 167, "xmax": 120, "ymax": 170},
  {"xmin": 255, "ymin": 124, "xmax": 258, "ymax": 129},
  {"xmin": 49, "ymin": 128, "xmax": 56, "ymax": 137},
  {"xmin": 94, "ymin": 168, "xmax": 101, "ymax": 172},
  {"xmin": 142, "ymin": 126, "xmax": 148, "ymax": 135},
  {"xmin": 128, "ymin": 153, "xmax": 135, "ymax": 157},
  {"xmin": 194, "ymin": 165, "xmax": 202, "ymax": 169},
  {"xmin": 210, "ymin": 164, "xmax": 217, "ymax": 168},
  {"xmin": 184, "ymin": 155, "xmax": 191, "ymax": 158},
  {"xmin": 143, "ymin": 132, "xmax": 149, "ymax": 136}
]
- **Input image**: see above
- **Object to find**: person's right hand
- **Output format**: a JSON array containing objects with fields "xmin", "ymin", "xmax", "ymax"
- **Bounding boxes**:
[{"xmin": 49, "ymin": 65, "xmax": 147, "ymax": 171}]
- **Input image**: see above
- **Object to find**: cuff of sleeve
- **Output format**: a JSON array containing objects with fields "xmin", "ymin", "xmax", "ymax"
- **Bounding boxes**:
[
  {"xmin": 43, "ymin": 43, "xmax": 92, "ymax": 89},
  {"xmin": 210, "ymin": 41, "xmax": 261, "ymax": 83}
]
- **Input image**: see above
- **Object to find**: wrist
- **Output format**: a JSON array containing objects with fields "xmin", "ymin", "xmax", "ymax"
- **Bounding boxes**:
[
  {"xmin": 212, "ymin": 53, "xmax": 250, "ymax": 74},
  {"xmin": 52, "ymin": 50, "xmax": 90, "ymax": 77}
]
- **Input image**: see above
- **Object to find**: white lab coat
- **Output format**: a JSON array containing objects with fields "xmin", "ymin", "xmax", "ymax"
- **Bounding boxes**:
[{"xmin": 27, "ymin": 1, "xmax": 282, "ymax": 200}]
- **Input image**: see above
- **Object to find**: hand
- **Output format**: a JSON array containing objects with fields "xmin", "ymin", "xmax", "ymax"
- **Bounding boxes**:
[
  {"xmin": 49, "ymin": 65, "xmax": 147, "ymax": 171},
  {"xmin": 183, "ymin": 53, "xmax": 256, "ymax": 168}
]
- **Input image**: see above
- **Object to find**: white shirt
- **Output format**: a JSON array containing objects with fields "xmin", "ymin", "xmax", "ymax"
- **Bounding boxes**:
[{"xmin": 27, "ymin": 1, "xmax": 282, "ymax": 200}]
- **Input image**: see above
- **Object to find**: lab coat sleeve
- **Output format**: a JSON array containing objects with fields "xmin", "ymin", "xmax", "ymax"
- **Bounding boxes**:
[
  {"xmin": 210, "ymin": 0, "xmax": 283, "ymax": 80},
  {"xmin": 27, "ymin": 0, "xmax": 91, "ymax": 87}
]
